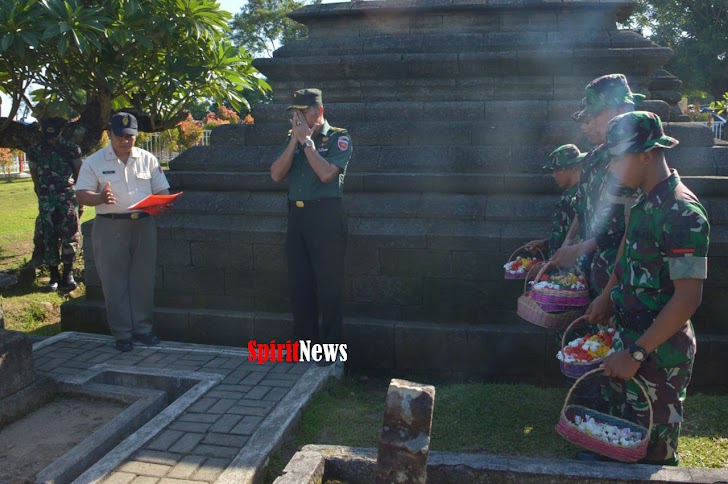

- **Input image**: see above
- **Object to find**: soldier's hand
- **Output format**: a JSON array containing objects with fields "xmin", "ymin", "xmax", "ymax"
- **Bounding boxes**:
[
  {"xmin": 101, "ymin": 182, "xmax": 116, "ymax": 205},
  {"xmin": 601, "ymin": 350, "xmax": 640, "ymax": 381},
  {"xmin": 291, "ymin": 110, "xmax": 319, "ymax": 144},
  {"xmin": 524, "ymin": 239, "xmax": 547, "ymax": 255},
  {"xmin": 586, "ymin": 293, "xmax": 614, "ymax": 325},
  {"xmin": 551, "ymin": 244, "xmax": 580, "ymax": 268}
]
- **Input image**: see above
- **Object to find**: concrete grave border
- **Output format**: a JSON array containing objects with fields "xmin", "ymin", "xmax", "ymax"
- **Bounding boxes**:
[
  {"xmin": 275, "ymin": 445, "xmax": 728, "ymax": 483},
  {"xmin": 32, "ymin": 332, "xmax": 342, "ymax": 484}
]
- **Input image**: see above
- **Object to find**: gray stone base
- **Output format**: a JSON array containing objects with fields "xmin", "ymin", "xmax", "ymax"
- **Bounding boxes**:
[
  {"xmin": 60, "ymin": 302, "xmax": 728, "ymax": 390},
  {"xmin": 0, "ymin": 329, "xmax": 36, "ymax": 398}
]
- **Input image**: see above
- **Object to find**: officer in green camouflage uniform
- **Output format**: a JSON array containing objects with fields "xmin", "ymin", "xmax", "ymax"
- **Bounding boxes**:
[
  {"xmin": 525, "ymin": 144, "xmax": 584, "ymax": 259},
  {"xmin": 596, "ymin": 111, "xmax": 709, "ymax": 465},
  {"xmin": 553, "ymin": 74, "xmax": 644, "ymax": 297},
  {"xmin": 27, "ymin": 118, "xmax": 82, "ymax": 291},
  {"xmin": 270, "ymin": 89, "xmax": 353, "ymax": 351}
]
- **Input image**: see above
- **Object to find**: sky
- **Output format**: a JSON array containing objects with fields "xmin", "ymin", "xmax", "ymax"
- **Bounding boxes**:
[{"xmin": 217, "ymin": 0, "xmax": 245, "ymax": 15}]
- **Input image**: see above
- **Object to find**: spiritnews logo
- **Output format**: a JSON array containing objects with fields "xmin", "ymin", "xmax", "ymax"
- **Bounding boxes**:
[{"xmin": 247, "ymin": 340, "xmax": 348, "ymax": 365}]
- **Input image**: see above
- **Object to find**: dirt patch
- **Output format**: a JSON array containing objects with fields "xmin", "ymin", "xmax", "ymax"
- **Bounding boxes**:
[{"xmin": 0, "ymin": 396, "xmax": 127, "ymax": 481}]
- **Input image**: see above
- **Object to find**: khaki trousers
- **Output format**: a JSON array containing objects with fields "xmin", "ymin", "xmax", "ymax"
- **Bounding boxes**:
[{"xmin": 92, "ymin": 216, "xmax": 157, "ymax": 340}]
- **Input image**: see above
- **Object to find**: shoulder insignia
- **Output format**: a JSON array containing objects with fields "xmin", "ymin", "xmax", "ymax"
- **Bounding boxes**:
[
  {"xmin": 329, "ymin": 126, "xmax": 348, "ymax": 133},
  {"xmin": 337, "ymin": 136, "xmax": 350, "ymax": 151}
]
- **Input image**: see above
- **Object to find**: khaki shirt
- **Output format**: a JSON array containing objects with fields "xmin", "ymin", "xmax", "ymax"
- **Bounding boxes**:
[{"xmin": 76, "ymin": 144, "xmax": 170, "ymax": 214}]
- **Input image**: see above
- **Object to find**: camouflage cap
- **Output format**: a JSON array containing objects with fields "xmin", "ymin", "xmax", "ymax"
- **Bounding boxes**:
[
  {"xmin": 572, "ymin": 74, "xmax": 646, "ymax": 122},
  {"xmin": 606, "ymin": 111, "xmax": 679, "ymax": 156},
  {"xmin": 287, "ymin": 88, "xmax": 323, "ymax": 110},
  {"xmin": 543, "ymin": 144, "xmax": 586, "ymax": 171},
  {"xmin": 40, "ymin": 117, "xmax": 67, "ymax": 139}
]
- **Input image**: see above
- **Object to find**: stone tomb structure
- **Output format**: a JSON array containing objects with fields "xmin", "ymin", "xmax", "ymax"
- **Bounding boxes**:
[{"xmin": 63, "ymin": 0, "xmax": 728, "ymax": 386}]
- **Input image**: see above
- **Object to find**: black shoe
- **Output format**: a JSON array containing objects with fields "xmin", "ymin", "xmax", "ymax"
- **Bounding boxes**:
[
  {"xmin": 115, "ymin": 338, "xmax": 133, "ymax": 352},
  {"xmin": 575, "ymin": 450, "xmax": 617, "ymax": 463},
  {"xmin": 61, "ymin": 265, "xmax": 77, "ymax": 290},
  {"xmin": 45, "ymin": 266, "xmax": 60, "ymax": 292},
  {"xmin": 133, "ymin": 333, "xmax": 160, "ymax": 346}
]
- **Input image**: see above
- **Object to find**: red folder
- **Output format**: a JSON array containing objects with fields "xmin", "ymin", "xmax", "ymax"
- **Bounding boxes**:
[{"xmin": 128, "ymin": 192, "xmax": 183, "ymax": 215}]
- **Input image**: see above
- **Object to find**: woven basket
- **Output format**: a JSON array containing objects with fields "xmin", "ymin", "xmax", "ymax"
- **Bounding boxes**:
[
  {"xmin": 555, "ymin": 368, "xmax": 653, "ymax": 463},
  {"xmin": 517, "ymin": 269, "xmax": 584, "ymax": 329},
  {"xmin": 530, "ymin": 262, "xmax": 590, "ymax": 311},
  {"xmin": 558, "ymin": 316, "xmax": 607, "ymax": 379},
  {"xmin": 504, "ymin": 245, "xmax": 544, "ymax": 280}
]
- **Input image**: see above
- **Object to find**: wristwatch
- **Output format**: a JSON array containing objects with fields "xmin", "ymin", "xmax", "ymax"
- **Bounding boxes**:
[
  {"xmin": 303, "ymin": 139, "xmax": 315, "ymax": 150},
  {"xmin": 628, "ymin": 343, "xmax": 648, "ymax": 363}
]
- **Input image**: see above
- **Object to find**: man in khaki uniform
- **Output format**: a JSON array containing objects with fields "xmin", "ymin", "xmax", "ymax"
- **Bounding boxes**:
[{"xmin": 76, "ymin": 112, "xmax": 170, "ymax": 352}]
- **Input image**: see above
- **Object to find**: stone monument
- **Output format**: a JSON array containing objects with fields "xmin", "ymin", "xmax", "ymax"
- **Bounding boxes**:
[{"xmin": 63, "ymin": 0, "xmax": 728, "ymax": 387}]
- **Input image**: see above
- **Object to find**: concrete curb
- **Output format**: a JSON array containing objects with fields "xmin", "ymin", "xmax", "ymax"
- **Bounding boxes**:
[
  {"xmin": 275, "ymin": 445, "xmax": 728, "ymax": 483},
  {"xmin": 71, "ymin": 365, "xmax": 223, "ymax": 483}
]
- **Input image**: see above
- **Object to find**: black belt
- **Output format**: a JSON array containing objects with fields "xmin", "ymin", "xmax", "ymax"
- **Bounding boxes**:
[
  {"xmin": 288, "ymin": 198, "xmax": 342, "ymax": 208},
  {"xmin": 98, "ymin": 212, "xmax": 149, "ymax": 220}
]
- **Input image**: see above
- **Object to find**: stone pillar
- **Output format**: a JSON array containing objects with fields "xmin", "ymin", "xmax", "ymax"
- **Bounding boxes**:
[
  {"xmin": 376, "ymin": 379, "xmax": 435, "ymax": 484},
  {"xmin": 0, "ymin": 330, "xmax": 36, "ymax": 398},
  {"xmin": 0, "ymin": 272, "xmax": 34, "ymax": 398}
]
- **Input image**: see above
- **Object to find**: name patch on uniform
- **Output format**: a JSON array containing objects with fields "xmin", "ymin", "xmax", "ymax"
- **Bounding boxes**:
[
  {"xmin": 337, "ymin": 136, "xmax": 350, "ymax": 151},
  {"xmin": 671, "ymin": 248, "xmax": 695, "ymax": 255},
  {"xmin": 102, "ymin": 170, "xmax": 116, "ymax": 174}
]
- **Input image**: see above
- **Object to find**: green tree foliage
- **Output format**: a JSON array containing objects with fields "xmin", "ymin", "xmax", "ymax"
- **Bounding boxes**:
[
  {"xmin": 711, "ymin": 92, "xmax": 728, "ymax": 116},
  {"xmin": 626, "ymin": 0, "xmax": 728, "ymax": 100},
  {"xmin": 0, "ymin": 0, "xmax": 269, "ymax": 154},
  {"xmin": 230, "ymin": 0, "xmax": 318, "ymax": 57}
]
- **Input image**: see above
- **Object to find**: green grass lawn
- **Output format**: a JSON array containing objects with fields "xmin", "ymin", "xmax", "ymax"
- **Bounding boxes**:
[
  {"xmin": 263, "ymin": 375, "xmax": 728, "ymax": 481},
  {"xmin": 0, "ymin": 177, "xmax": 93, "ymax": 334}
]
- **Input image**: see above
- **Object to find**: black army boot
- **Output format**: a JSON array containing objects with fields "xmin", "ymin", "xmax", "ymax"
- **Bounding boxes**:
[
  {"xmin": 61, "ymin": 264, "xmax": 77, "ymax": 290},
  {"xmin": 46, "ymin": 266, "xmax": 60, "ymax": 292}
]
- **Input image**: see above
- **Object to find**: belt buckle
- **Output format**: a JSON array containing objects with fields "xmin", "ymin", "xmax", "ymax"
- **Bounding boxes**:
[
  {"xmin": 295, "ymin": 201, "xmax": 304, "ymax": 208},
  {"xmin": 131, "ymin": 212, "xmax": 139, "ymax": 220}
]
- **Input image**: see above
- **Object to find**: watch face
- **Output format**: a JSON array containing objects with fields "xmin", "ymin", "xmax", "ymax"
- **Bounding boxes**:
[{"xmin": 630, "ymin": 346, "xmax": 646, "ymax": 361}]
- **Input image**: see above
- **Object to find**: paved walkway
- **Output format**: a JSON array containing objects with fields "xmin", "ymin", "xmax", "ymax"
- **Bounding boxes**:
[{"xmin": 31, "ymin": 332, "xmax": 338, "ymax": 483}]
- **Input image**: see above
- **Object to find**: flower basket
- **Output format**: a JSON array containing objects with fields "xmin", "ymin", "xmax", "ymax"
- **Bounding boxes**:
[
  {"xmin": 503, "ymin": 245, "xmax": 544, "ymax": 280},
  {"xmin": 530, "ymin": 262, "xmax": 590, "ymax": 312},
  {"xmin": 557, "ymin": 316, "xmax": 615, "ymax": 379},
  {"xmin": 517, "ymin": 267, "xmax": 585, "ymax": 330},
  {"xmin": 555, "ymin": 368, "xmax": 652, "ymax": 463}
]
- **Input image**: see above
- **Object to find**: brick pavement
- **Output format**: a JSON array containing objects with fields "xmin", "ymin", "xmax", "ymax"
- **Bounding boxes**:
[{"xmin": 31, "ymin": 332, "xmax": 338, "ymax": 483}]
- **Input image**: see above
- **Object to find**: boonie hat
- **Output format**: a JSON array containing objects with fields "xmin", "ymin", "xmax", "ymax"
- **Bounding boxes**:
[
  {"xmin": 606, "ymin": 111, "xmax": 679, "ymax": 156},
  {"xmin": 543, "ymin": 144, "xmax": 586, "ymax": 171},
  {"xmin": 110, "ymin": 112, "xmax": 138, "ymax": 136},
  {"xmin": 287, "ymin": 89, "xmax": 322, "ymax": 110},
  {"xmin": 572, "ymin": 74, "xmax": 646, "ymax": 122}
]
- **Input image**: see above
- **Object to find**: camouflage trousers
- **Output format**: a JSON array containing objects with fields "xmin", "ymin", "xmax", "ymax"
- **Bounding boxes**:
[
  {"xmin": 38, "ymin": 194, "xmax": 79, "ymax": 267},
  {"xmin": 589, "ymin": 247, "xmax": 617, "ymax": 298},
  {"xmin": 603, "ymin": 322, "xmax": 696, "ymax": 465}
]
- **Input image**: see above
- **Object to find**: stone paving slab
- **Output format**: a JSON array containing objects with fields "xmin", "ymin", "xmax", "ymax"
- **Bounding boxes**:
[{"xmin": 29, "ymin": 332, "xmax": 340, "ymax": 483}]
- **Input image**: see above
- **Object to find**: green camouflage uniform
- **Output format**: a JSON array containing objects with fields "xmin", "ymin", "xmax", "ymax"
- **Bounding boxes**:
[
  {"xmin": 606, "ymin": 111, "xmax": 708, "ymax": 465},
  {"xmin": 543, "ymin": 144, "xmax": 583, "ymax": 258},
  {"xmin": 571, "ymin": 74, "xmax": 645, "ymax": 296},
  {"xmin": 27, "ymin": 138, "xmax": 82, "ymax": 267}
]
